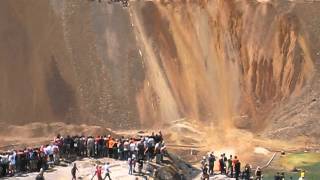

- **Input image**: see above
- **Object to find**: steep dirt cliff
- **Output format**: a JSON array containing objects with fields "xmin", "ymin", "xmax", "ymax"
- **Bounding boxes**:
[
  {"xmin": 0, "ymin": 0, "xmax": 319, "ymax": 144},
  {"xmin": 0, "ymin": 0, "xmax": 144, "ymax": 129}
]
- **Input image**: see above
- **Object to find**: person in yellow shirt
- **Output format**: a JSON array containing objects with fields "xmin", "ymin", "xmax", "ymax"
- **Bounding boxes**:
[{"xmin": 300, "ymin": 170, "xmax": 305, "ymax": 179}]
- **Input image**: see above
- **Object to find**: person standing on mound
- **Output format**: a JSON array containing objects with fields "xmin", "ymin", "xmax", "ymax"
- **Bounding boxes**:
[{"xmin": 71, "ymin": 163, "xmax": 79, "ymax": 180}]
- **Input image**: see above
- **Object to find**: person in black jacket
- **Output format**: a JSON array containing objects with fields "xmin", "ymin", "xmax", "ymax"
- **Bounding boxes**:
[
  {"xmin": 208, "ymin": 153, "xmax": 215, "ymax": 175},
  {"xmin": 234, "ymin": 157, "xmax": 241, "ymax": 180},
  {"xmin": 219, "ymin": 154, "xmax": 226, "ymax": 174}
]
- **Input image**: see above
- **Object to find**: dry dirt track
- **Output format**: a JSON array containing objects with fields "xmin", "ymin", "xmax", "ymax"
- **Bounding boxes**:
[{"xmin": 5, "ymin": 158, "xmax": 149, "ymax": 180}]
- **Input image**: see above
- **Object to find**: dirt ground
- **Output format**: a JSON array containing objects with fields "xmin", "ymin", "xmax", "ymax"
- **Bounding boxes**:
[{"xmin": 4, "ymin": 158, "xmax": 149, "ymax": 180}]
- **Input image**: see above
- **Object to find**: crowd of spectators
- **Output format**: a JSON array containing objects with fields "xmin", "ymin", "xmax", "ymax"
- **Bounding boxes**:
[{"xmin": 0, "ymin": 131, "xmax": 166, "ymax": 178}]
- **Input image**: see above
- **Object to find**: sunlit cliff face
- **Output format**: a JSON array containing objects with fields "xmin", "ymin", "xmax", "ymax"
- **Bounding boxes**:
[
  {"xmin": 0, "ymin": 0, "xmax": 319, "ymax": 143},
  {"xmin": 134, "ymin": 0, "xmax": 314, "ymax": 132}
]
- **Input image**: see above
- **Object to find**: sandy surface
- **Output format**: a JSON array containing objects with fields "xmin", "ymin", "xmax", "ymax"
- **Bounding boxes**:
[{"xmin": 5, "ymin": 158, "xmax": 149, "ymax": 180}]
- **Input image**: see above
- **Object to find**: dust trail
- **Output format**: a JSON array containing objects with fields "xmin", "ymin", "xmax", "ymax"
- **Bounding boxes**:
[{"xmin": 128, "ymin": 5, "xmax": 180, "ymax": 126}]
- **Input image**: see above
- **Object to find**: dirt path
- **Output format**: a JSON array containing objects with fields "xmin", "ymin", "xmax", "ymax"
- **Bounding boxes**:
[{"xmin": 6, "ymin": 158, "xmax": 149, "ymax": 180}]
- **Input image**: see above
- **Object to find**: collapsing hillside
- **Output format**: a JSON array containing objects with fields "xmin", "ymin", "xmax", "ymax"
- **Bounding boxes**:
[
  {"xmin": 0, "ymin": 0, "xmax": 319, "ymax": 143},
  {"xmin": 132, "ymin": 0, "xmax": 320, "ymax": 142}
]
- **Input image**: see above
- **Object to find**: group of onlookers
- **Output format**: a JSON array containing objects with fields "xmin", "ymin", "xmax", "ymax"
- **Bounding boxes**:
[
  {"xmin": 200, "ymin": 152, "xmax": 259, "ymax": 180},
  {"xmin": 0, "ymin": 131, "xmax": 166, "ymax": 178},
  {"xmin": 200, "ymin": 152, "xmax": 307, "ymax": 180},
  {"xmin": 0, "ymin": 147, "xmax": 51, "ymax": 177}
]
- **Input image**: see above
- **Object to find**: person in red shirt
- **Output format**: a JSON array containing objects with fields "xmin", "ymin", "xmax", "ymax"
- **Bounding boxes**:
[{"xmin": 92, "ymin": 165, "xmax": 103, "ymax": 180}]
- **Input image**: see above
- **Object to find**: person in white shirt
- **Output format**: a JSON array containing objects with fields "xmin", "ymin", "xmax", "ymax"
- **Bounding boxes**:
[
  {"xmin": 8, "ymin": 151, "xmax": 16, "ymax": 175},
  {"xmin": 129, "ymin": 141, "xmax": 136, "ymax": 159},
  {"xmin": 103, "ymin": 162, "xmax": 111, "ymax": 180}
]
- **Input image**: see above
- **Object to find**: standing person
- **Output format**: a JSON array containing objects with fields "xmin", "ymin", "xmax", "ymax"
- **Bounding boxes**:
[
  {"xmin": 107, "ymin": 136, "xmax": 114, "ymax": 158},
  {"xmin": 103, "ymin": 162, "xmax": 111, "ymax": 180},
  {"xmin": 155, "ymin": 142, "xmax": 162, "ymax": 164},
  {"xmin": 0, "ymin": 153, "xmax": 9, "ymax": 177},
  {"xmin": 112, "ymin": 140, "xmax": 118, "ymax": 159},
  {"xmin": 219, "ymin": 154, "xmax": 225, "ymax": 174},
  {"xmin": 132, "ymin": 154, "xmax": 137, "ymax": 173},
  {"xmin": 74, "ymin": 136, "xmax": 80, "ymax": 157},
  {"xmin": 255, "ymin": 166, "xmax": 262, "ymax": 180},
  {"xmin": 129, "ymin": 140, "xmax": 136, "ymax": 159},
  {"xmin": 234, "ymin": 156, "xmax": 241, "ymax": 180},
  {"xmin": 299, "ymin": 170, "xmax": 305, "ymax": 180},
  {"xmin": 92, "ymin": 165, "xmax": 103, "ymax": 180},
  {"xmin": 160, "ymin": 142, "xmax": 166, "ymax": 162},
  {"xmin": 228, "ymin": 155, "xmax": 233, "ymax": 177},
  {"xmin": 128, "ymin": 158, "xmax": 133, "ymax": 175},
  {"xmin": 71, "ymin": 163, "xmax": 79, "ymax": 180},
  {"xmin": 201, "ymin": 156, "xmax": 206, "ymax": 170},
  {"xmin": 208, "ymin": 153, "xmax": 215, "ymax": 175},
  {"xmin": 117, "ymin": 140, "xmax": 124, "ymax": 160},
  {"xmin": 123, "ymin": 140, "xmax": 129, "ymax": 160},
  {"xmin": 147, "ymin": 135, "xmax": 155, "ymax": 160},
  {"xmin": 244, "ymin": 164, "xmax": 251, "ymax": 180},
  {"xmin": 52, "ymin": 143, "xmax": 59, "ymax": 165},
  {"xmin": 87, "ymin": 137, "xmax": 95, "ymax": 158},
  {"xmin": 137, "ymin": 140, "xmax": 145, "ymax": 160},
  {"xmin": 201, "ymin": 164, "xmax": 209, "ymax": 180},
  {"xmin": 8, "ymin": 151, "xmax": 16, "ymax": 176}
]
